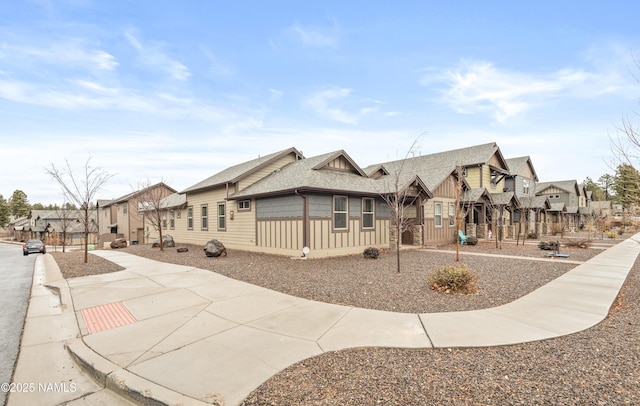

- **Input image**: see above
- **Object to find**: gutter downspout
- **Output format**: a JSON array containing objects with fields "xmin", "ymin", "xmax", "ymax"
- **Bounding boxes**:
[{"xmin": 295, "ymin": 189, "xmax": 309, "ymax": 249}]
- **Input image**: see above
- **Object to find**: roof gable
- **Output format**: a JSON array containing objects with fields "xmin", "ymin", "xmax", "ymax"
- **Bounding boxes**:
[
  {"xmin": 506, "ymin": 156, "xmax": 539, "ymax": 181},
  {"xmin": 312, "ymin": 150, "xmax": 368, "ymax": 176},
  {"xmin": 181, "ymin": 147, "xmax": 303, "ymax": 194},
  {"xmin": 535, "ymin": 180, "xmax": 579, "ymax": 195}
]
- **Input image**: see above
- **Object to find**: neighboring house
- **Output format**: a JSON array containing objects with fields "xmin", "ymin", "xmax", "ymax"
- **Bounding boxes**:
[
  {"xmin": 97, "ymin": 182, "xmax": 177, "ymax": 246},
  {"xmin": 142, "ymin": 192, "xmax": 187, "ymax": 242},
  {"xmin": 8, "ymin": 216, "xmax": 30, "ymax": 241},
  {"xmin": 505, "ymin": 156, "xmax": 540, "ymax": 236},
  {"xmin": 28, "ymin": 209, "xmax": 98, "ymax": 246},
  {"xmin": 535, "ymin": 180, "xmax": 581, "ymax": 228}
]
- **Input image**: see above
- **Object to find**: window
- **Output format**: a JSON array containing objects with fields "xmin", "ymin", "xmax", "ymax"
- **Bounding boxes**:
[
  {"xmin": 333, "ymin": 196, "xmax": 348, "ymax": 230},
  {"xmin": 449, "ymin": 202, "xmax": 455, "ymax": 226},
  {"xmin": 523, "ymin": 179, "xmax": 530, "ymax": 195},
  {"xmin": 238, "ymin": 200, "xmax": 250, "ymax": 211},
  {"xmin": 170, "ymin": 210, "xmax": 175, "ymax": 229},
  {"xmin": 218, "ymin": 202, "xmax": 226, "ymax": 230},
  {"xmin": 187, "ymin": 207, "xmax": 193, "ymax": 229},
  {"xmin": 123, "ymin": 205, "xmax": 128, "ymax": 214},
  {"xmin": 201, "ymin": 205, "xmax": 208, "ymax": 230},
  {"xmin": 162, "ymin": 218, "xmax": 167, "ymax": 229},
  {"xmin": 435, "ymin": 202, "xmax": 443, "ymax": 227},
  {"xmin": 362, "ymin": 197, "xmax": 375, "ymax": 229}
]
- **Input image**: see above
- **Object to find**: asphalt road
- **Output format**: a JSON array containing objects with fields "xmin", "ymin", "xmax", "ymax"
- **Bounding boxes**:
[{"xmin": 0, "ymin": 243, "xmax": 35, "ymax": 406}]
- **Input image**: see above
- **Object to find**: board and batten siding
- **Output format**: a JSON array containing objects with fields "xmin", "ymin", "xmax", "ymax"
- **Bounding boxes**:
[
  {"xmin": 256, "ymin": 195, "xmax": 304, "ymax": 253},
  {"xmin": 255, "ymin": 194, "xmax": 391, "ymax": 256}
]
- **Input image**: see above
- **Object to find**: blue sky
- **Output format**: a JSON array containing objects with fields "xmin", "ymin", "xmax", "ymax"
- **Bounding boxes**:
[{"xmin": 2, "ymin": 1, "xmax": 640, "ymax": 205}]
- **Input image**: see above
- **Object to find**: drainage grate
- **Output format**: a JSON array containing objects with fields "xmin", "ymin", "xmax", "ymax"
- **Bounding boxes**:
[{"xmin": 80, "ymin": 301, "xmax": 137, "ymax": 334}]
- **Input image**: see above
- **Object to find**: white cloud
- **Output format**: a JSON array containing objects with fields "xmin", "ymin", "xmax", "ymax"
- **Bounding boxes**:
[
  {"xmin": 268, "ymin": 88, "xmax": 284, "ymax": 102},
  {"xmin": 0, "ymin": 41, "xmax": 118, "ymax": 71},
  {"xmin": 286, "ymin": 21, "xmax": 340, "ymax": 48},
  {"xmin": 124, "ymin": 31, "xmax": 191, "ymax": 81},
  {"xmin": 305, "ymin": 87, "xmax": 358, "ymax": 124},
  {"xmin": 425, "ymin": 60, "xmax": 605, "ymax": 123}
]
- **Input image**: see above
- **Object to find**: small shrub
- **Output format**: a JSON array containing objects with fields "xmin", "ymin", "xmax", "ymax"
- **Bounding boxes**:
[
  {"xmin": 607, "ymin": 231, "xmax": 617, "ymax": 239},
  {"xmin": 563, "ymin": 239, "xmax": 591, "ymax": 248},
  {"xmin": 618, "ymin": 228, "xmax": 624, "ymax": 235},
  {"xmin": 363, "ymin": 247, "xmax": 379, "ymax": 259},
  {"xmin": 465, "ymin": 236, "xmax": 478, "ymax": 245},
  {"xmin": 427, "ymin": 265, "xmax": 478, "ymax": 294},
  {"xmin": 538, "ymin": 241, "xmax": 559, "ymax": 250},
  {"xmin": 527, "ymin": 231, "xmax": 538, "ymax": 239}
]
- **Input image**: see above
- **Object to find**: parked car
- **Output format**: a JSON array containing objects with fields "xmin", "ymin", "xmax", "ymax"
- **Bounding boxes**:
[{"xmin": 23, "ymin": 239, "xmax": 46, "ymax": 256}]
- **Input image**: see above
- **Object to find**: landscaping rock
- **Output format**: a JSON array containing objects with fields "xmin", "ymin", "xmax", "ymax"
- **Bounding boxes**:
[
  {"xmin": 152, "ymin": 234, "xmax": 175, "ymax": 248},
  {"xmin": 204, "ymin": 239, "xmax": 227, "ymax": 257},
  {"xmin": 110, "ymin": 238, "xmax": 127, "ymax": 249},
  {"xmin": 177, "ymin": 247, "xmax": 189, "ymax": 253}
]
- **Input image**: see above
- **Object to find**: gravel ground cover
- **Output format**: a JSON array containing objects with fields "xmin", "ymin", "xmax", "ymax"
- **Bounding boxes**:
[{"xmin": 50, "ymin": 235, "xmax": 638, "ymax": 405}]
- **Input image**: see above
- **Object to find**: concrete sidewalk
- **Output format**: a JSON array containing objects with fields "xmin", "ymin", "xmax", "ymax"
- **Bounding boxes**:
[{"xmin": 12, "ymin": 235, "xmax": 640, "ymax": 405}]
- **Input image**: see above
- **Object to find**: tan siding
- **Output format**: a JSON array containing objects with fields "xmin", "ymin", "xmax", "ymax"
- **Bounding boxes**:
[
  {"xmin": 432, "ymin": 174, "xmax": 460, "ymax": 199},
  {"xmin": 466, "ymin": 166, "xmax": 482, "ymax": 188},
  {"xmin": 488, "ymin": 153, "xmax": 506, "ymax": 169},
  {"xmin": 169, "ymin": 188, "xmax": 257, "ymax": 249},
  {"xmin": 256, "ymin": 219, "xmax": 303, "ymax": 251},
  {"xmin": 308, "ymin": 218, "xmax": 389, "ymax": 252}
]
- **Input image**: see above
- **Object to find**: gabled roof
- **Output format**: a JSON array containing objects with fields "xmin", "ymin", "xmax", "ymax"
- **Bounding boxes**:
[
  {"xmin": 535, "ymin": 180, "xmax": 580, "ymax": 195},
  {"xmin": 549, "ymin": 202, "xmax": 566, "ymax": 212},
  {"xmin": 505, "ymin": 156, "xmax": 539, "ymax": 182},
  {"xmin": 181, "ymin": 147, "xmax": 303, "ymax": 194},
  {"xmin": 519, "ymin": 195, "xmax": 550, "ymax": 210},
  {"xmin": 461, "ymin": 188, "xmax": 490, "ymax": 203},
  {"xmin": 364, "ymin": 142, "xmax": 503, "ymax": 192},
  {"xmin": 230, "ymin": 150, "xmax": 433, "ymax": 199},
  {"xmin": 489, "ymin": 191, "xmax": 519, "ymax": 207},
  {"xmin": 101, "ymin": 182, "xmax": 177, "ymax": 207}
]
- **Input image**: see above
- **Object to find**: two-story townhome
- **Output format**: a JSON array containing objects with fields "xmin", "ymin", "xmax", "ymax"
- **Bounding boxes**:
[
  {"xmin": 97, "ymin": 182, "xmax": 177, "ymax": 247},
  {"xmin": 504, "ymin": 156, "xmax": 547, "ymax": 237},
  {"xmin": 534, "ymin": 180, "xmax": 581, "ymax": 230}
]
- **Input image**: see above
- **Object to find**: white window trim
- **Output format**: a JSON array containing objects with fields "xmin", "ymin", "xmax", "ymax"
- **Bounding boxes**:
[
  {"xmin": 362, "ymin": 197, "xmax": 375, "ymax": 229},
  {"xmin": 217, "ymin": 202, "xmax": 226, "ymax": 231},
  {"xmin": 333, "ymin": 195, "xmax": 348, "ymax": 231},
  {"xmin": 435, "ymin": 202, "xmax": 443, "ymax": 228}
]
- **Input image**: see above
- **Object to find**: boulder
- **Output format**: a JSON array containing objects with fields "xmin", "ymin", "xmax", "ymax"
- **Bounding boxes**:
[
  {"xmin": 110, "ymin": 238, "xmax": 128, "ymax": 249},
  {"xmin": 204, "ymin": 239, "xmax": 227, "ymax": 257},
  {"xmin": 152, "ymin": 235, "xmax": 175, "ymax": 248},
  {"xmin": 177, "ymin": 247, "xmax": 189, "ymax": 253}
]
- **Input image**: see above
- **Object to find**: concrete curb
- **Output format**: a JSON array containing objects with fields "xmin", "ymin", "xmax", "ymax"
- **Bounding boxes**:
[{"xmin": 65, "ymin": 339, "xmax": 212, "ymax": 405}]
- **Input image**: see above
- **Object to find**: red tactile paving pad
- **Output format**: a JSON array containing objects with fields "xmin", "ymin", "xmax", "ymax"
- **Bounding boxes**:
[{"xmin": 81, "ymin": 302, "xmax": 137, "ymax": 334}]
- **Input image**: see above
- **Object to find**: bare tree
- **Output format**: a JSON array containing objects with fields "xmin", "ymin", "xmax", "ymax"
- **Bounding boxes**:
[
  {"xmin": 54, "ymin": 203, "xmax": 78, "ymax": 252},
  {"xmin": 378, "ymin": 138, "xmax": 424, "ymax": 273},
  {"xmin": 452, "ymin": 165, "xmax": 473, "ymax": 261},
  {"xmin": 134, "ymin": 180, "xmax": 174, "ymax": 251},
  {"xmin": 45, "ymin": 158, "xmax": 114, "ymax": 263}
]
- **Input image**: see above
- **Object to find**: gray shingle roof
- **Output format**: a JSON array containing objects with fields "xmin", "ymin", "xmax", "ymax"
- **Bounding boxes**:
[
  {"xmin": 505, "ymin": 156, "xmax": 539, "ymax": 181},
  {"xmin": 535, "ymin": 180, "xmax": 579, "ymax": 195},
  {"xmin": 519, "ymin": 195, "xmax": 550, "ymax": 209},
  {"xmin": 364, "ymin": 142, "xmax": 504, "ymax": 191},
  {"xmin": 489, "ymin": 191, "xmax": 519, "ymax": 207},
  {"xmin": 230, "ymin": 151, "xmax": 385, "ymax": 198},
  {"xmin": 101, "ymin": 182, "xmax": 177, "ymax": 207},
  {"xmin": 181, "ymin": 147, "xmax": 303, "ymax": 194}
]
